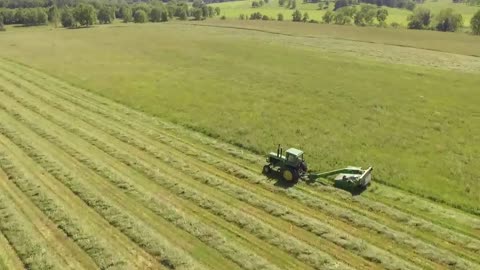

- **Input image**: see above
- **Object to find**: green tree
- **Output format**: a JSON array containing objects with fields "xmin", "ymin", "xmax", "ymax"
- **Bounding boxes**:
[
  {"xmin": 215, "ymin": 7, "xmax": 221, "ymax": 15},
  {"xmin": 354, "ymin": 4, "xmax": 376, "ymax": 26},
  {"xmin": 192, "ymin": 8, "xmax": 202, "ymax": 20},
  {"xmin": 134, "ymin": 9, "xmax": 147, "ymax": 23},
  {"xmin": 262, "ymin": 14, "xmax": 269, "ymax": 20},
  {"xmin": 334, "ymin": 6, "xmax": 356, "ymax": 24},
  {"xmin": 201, "ymin": 5, "xmax": 208, "ymax": 18},
  {"xmin": 239, "ymin": 13, "xmax": 245, "ymax": 20},
  {"xmin": 192, "ymin": 0, "xmax": 203, "ymax": 8},
  {"xmin": 407, "ymin": 7, "xmax": 431, "ymax": 29},
  {"xmin": 73, "ymin": 4, "xmax": 96, "ymax": 27},
  {"xmin": 376, "ymin": 8, "xmax": 388, "ymax": 24},
  {"xmin": 178, "ymin": 8, "xmax": 187, "ymax": 20},
  {"xmin": 0, "ymin": 15, "xmax": 5, "ymax": 31},
  {"xmin": 302, "ymin": 12, "xmax": 309, "ymax": 22},
  {"xmin": 279, "ymin": 0, "xmax": 286, "ymax": 6},
  {"xmin": 97, "ymin": 6, "xmax": 113, "ymax": 24},
  {"xmin": 207, "ymin": 6, "xmax": 214, "ymax": 17},
  {"xmin": 322, "ymin": 10, "xmax": 333, "ymax": 23},
  {"xmin": 252, "ymin": 1, "xmax": 260, "ymax": 7},
  {"xmin": 277, "ymin": 13, "xmax": 284, "ymax": 21},
  {"xmin": 161, "ymin": 8, "xmax": 168, "ymax": 21},
  {"xmin": 434, "ymin": 8, "xmax": 463, "ymax": 32},
  {"xmin": 61, "ymin": 8, "xmax": 75, "ymax": 27},
  {"xmin": 292, "ymin": 9, "xmax": 301, "ymax": 21},
  {"xmin": 150, "ymin": 7, "xmax": 162, "ymax": 22},
  {"xmin": 36, "ymin": 8, "xmax": 48, "ymax": 25},
  {"xmin": 48, "ymin": 5, "xmax": 59, "ymax": 27},
  {"xmin": 291, "ymin": 0, "xmax": 297, "ymax": 9},
  {"xmin": 121, "ymin": 6, "xmax": 132, "ymax": 22},
  {"xmin": 472, "ymin": 10, "xmax": 480, "ymax": 35}
]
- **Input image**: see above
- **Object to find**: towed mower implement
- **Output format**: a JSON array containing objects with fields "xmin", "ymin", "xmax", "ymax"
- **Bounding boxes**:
[{"xmin": 263, "ymin": 145, "xmax": 373, "ymax": 188}]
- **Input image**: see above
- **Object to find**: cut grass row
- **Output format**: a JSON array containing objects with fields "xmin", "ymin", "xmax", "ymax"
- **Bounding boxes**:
[
  {"xmin": 0, "ymin": 112, "xmax": 203, "ymax": 270},
  {"xmin": 0, "ymin": 145, "xmax": 126, "ymax": 270},
  {"xmin": 0, "ymin": 189, "xmax": 59, "ymax": 270},
  {"xmin": 0, "ymin": 88, "xmax": 352, "ymax": 270},
  {"xmin": 0, "ymin": 65, "xmax": 476, "ymax": 268},
  {"xmin": 2, "ymin": 72, "xmax": 476, "ymax": 269},
  {"xmin": 0, "ymin": 229, "xmax": 23, "ymax": 270}
]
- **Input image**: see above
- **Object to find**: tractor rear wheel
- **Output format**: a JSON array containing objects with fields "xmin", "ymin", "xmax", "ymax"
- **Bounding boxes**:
[
  {"xmin": 281, "ymin": 167, "xmax": 299, "ymax": 182},
  {"xmin": 262, "ymin": 165, "xmax": 271, "ymax": 175}
]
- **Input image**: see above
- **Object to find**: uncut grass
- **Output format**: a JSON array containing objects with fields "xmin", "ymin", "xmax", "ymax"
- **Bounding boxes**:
[
  {"xmin": 0, "ymin": 73, "xmax": 456, "ymax": 270},
  {"xmin": 0, "ymin": 24, "xmax": 478, "ymax": 215},
  {"xmin": 0, "ymin": 113, "xmax": 203, "ymax": 270},
  {"xmin": 0, "ymin": 89, "xmax": 351, "ymax": 270},
  {"xmin": 5, "ymin": 70, "xmax": 478, "ymax": 268},
  {"xmin": 0, "ymin": 192, "xmax": 60, "ymax": 270}
]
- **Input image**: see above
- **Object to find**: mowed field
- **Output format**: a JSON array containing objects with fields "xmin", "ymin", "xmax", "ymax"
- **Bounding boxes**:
[
  {"xmin": 0, "ymin": 56, "xmax": 480, "ymax": 270},
  {"xmin": 210, "ymin": 0, "xmax": 480, "ymax": 27},
  {"xmin": 0, "ymin": 22, "xmax": 479, "ymax": 269}
]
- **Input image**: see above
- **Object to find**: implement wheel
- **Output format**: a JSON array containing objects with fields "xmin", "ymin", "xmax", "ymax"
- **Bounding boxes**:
[{"xmin": 281, "ymin": 167, "xmax": 298, "ymax": 182}]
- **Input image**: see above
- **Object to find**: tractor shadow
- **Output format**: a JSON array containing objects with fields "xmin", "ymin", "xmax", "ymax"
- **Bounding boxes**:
[
  {"xmin": 263, "ymin": 171, "xmax": 297, "ymax": 189},
  {"xmin": 304, "ymin": 178, "xmax": 367, "ymax": 196},
  {"xmin": 332, "ymin": 181, "xmax": 368, "ymax": 196},
  {"xmin": 263, "ymin": 171, "xmax": 368, "ymax": 195}
]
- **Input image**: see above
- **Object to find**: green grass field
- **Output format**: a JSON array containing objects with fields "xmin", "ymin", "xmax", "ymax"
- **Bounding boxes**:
[
  {"xmin": 210, "ymin": 0, "xmax": 479, "ymax": 26},
  {"xmin": 0, "ymin": 20, "xmax": 479, "ymax": 269}
]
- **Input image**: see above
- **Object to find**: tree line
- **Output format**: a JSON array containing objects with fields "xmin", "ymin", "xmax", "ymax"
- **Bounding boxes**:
[
  {"xmin": 239, "ymin": 3, "xmax": 480, "ymax": 35},
  {"xmin": 406, "ymin": 6, "xmax": 477, "ymax": 32},
  {"xmin": 0, "ymin": 0, "xmax": 235, "ymax": 9},
  {"xmin": 0, "ymin": 0, "xmax": 221, "ymax": 28}
]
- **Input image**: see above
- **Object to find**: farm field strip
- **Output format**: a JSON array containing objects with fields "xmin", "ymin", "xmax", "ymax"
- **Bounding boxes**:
[
  {"xmin": 0, "ymin": 60, "xmax": 480, "ymax": 268},
  {"xmin": 0, "ymin": 110, "xmax": 223, "ymax": 270},
  {"xmin": 3, "ymin": 58, "xmax": 476, "ymax": 243},
  {"xmin": 0, "ymin": 70, "xmax": 447, "ymax": 270},
  {"xmin": 0, "ymin": 71, "xmax": 477, "ymax": 269},
  {"xmin": 0, "ymin": 58, "xmax": 479, "ymax": 269},
  {"xmin": 0, "ymin": 92, "xmax": 293, "ymax": 270},
  {"xmin": 0, "ymin": 141, "xmax": 128, "ymax": 270},
  {"xmin": 0, "ymin": 85, "xmax": 352, "ymax": 270},
  {"xmin": 0, "ymin": 171, "xmax": 70, "ymax": 270},
  {"xmin": 0, "ymin": 62, "xmax": 476, "ymax": 268}
]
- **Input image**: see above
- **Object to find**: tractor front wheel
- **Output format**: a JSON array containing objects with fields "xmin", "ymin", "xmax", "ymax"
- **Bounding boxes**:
[
  {"xmin": 262, "ymin": 165, "xmax": 271, "ymax": 175},
  {"xmin": 281, "ymin": 167, "xmax": 299, "ymax": 182}
]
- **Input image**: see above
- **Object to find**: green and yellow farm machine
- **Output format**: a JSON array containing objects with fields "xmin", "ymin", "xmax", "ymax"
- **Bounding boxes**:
[{"xmin": 263, "ymin": 145, "xmax": 373, "ymax": 188}]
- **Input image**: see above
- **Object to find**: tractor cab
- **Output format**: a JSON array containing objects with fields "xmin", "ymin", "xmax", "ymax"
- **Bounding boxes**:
[{"xmin": 285, "ymin": 148, "xmax": 304, "ymax": 166}]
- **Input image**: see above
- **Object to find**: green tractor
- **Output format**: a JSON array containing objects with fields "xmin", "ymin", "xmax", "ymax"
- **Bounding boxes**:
[
  {"xmin": 262, "ymin": 145, "xmax": 308, "ymax": 182},
  {"xmin": 263, "ymin": 145, "xmax": 373, "ymax": 188}
]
